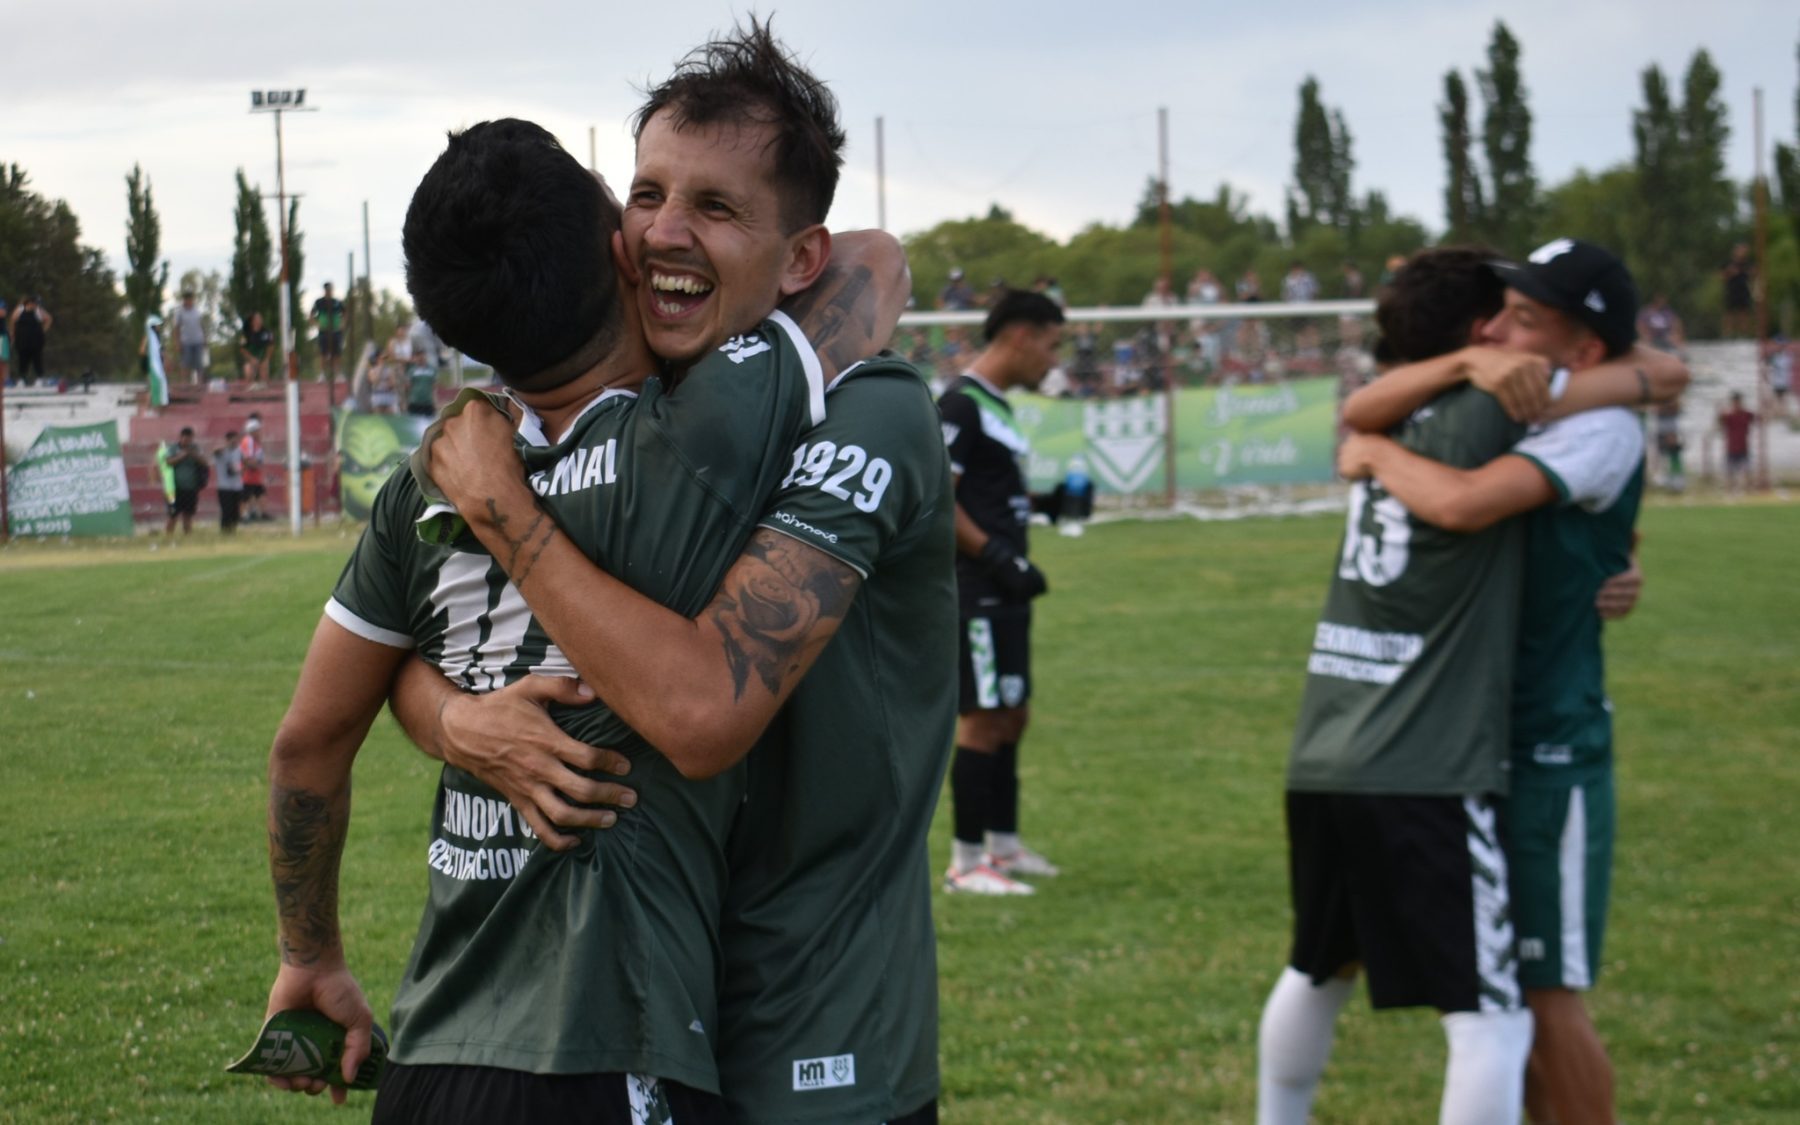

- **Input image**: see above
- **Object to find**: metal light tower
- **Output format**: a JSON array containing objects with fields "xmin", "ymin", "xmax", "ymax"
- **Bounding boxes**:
[{"xmin": 250, "ymin": 88, "xmax": 316, "ymax": 535}]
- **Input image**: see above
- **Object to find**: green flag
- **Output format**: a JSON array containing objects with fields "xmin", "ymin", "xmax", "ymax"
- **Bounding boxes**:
[{"xmin": 145, "ymin": 315, "xmax": 169, "ymax": 408}]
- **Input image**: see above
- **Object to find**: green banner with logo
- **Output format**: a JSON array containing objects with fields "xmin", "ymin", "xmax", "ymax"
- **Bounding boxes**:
[
  {"xmin": 336, "ymin": 409, "xmax": 431, "ymax": 520},
  {"xmin": 7, "ymin": 421, "xmax": 135, "ymax": 536},
  {"xmin": 1010, "ymin": 377, "xmax": 1339, "ymax": 493}
]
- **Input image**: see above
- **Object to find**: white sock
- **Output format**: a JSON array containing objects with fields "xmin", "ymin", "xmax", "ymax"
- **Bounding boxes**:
[
  {"xmin": 1257, "ymin": 967, "xmax": 1354, "ymax": 1125},
  {"xmin": 951, "ymin": 839, "xmax": 985, "ymax": 873},
  {"xmin": 1440, "ymin": 1008, "xmax": 1534, "ymax": 1125},
  {"xmin": 985, "ymin": 830, "xmax": 1021, "ymax": 858}
]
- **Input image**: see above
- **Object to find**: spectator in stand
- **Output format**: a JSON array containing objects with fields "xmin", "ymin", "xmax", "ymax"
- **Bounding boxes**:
[
  {"xmin": 214, "ymin": 428, "xmax": 244, "ymax": 533},
  {"xmin": 240, "ymin": 311, "xmax": 274, "ymax": 385},
  {"xmin": 0, "ymin": 298, "xmax": 10, "ymax": 385},
  {"xmin": 1032, "ymin": 275, "xmax": 1066, "ymax": 307},
  {"xmin": 1655, "ymin": 400, "xmax": 1687, "ymax": 492},
  {"xmin": 240, "ymin": 414, "xmax": 268, "ymax": 522},
  {"xmin": 163, "ymin": 426, "xmax": 208, "ymax": 536},
  {"xmin": 939, "ymin": 268, "xmax": 976, "ymax": 311},
  {"xmin": 1768, "ymin": 336, "xmax": 1793, "ymax": 417},
  {"xmin": 1188, "ymin": 267, "xmax": 1223, "ymax": 305},
  {"xmin": 1281, "ymin": 261, "xmax": 1320, "ymax": 303},
  {"xmin": 1188, "ymin": 268, "xmax": 1225, "ymax": 374},
  {"xmin": 1637, "ymin": 293, "xmax": 1685, "ymax": 355},
  {"xmin": 1142, "ymin": 276, "xmax": 1177, "ymax": 309},
  {"xmin": 1236, "ymin": 267, "xmax": 1263, "ymax": 302},
  {"xmin": 1339, "ymin": 260, "xmax": 1365, "ymax": 299},
  {"xmin": 10, "ymin": 295, "xmax": 53, "ymax": 381},
  {"xmin": 1719, "ymin": 391, "xmax": 1756, "ymax": 492},
  {"xmin": 1378, "ymin": 254, "xmax": 1406, "ymax": 288},
  {"xmin": 174, "ymin": 291, "xmax": 208, "ymax": 383},
  {"xmin": 405, "ymin": 325, "xmax": 440, "ymax": 418},
  {"xmin": 1720, "ymin": 244, "xmax": 1754, "ymax": 338},
  {"xmin": 311, "ymin": 281, "xmax": 347, "ymax": 384},
  {"xmin": 407, "ymin": 317, "xmax": 442, "ymax": 371},
  {"xmin": 372, "ymin": 321, "xmax": 410, "ymax": 413}
]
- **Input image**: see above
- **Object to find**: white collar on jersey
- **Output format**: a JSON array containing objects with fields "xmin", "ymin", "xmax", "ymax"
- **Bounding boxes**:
[{"xmin": 506, "ymin": 385, "xmax": 639, "ymax": 448}]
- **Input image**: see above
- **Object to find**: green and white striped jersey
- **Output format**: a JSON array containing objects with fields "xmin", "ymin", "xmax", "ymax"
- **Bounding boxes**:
[
  {"xmin": 1288, "ymin": 385, "xmax": 1527, "ymax": 796},
  {"xmin": 327, "ymin": 312, "xmax": 826, "ymax": 1091}
]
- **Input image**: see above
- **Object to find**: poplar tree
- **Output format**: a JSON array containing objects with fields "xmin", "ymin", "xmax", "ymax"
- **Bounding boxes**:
[
  {"xmin": 1440, "ymin": 71, "xmax": 1486, "ymax": 242},
  {"xmin": 227, "ymin": 170, "xmax": 276, "ymax": 334},
  {"xmin": 1288, "ymin": 76, "xmax": 1356, "ymax": 239},
  {"xmin": 1477, "ymin": 21, "xmax": 1538, "ymax": 253},
  {"xmin": 123, "ymin": 165, "xmax": 168, "ymax": 334}
]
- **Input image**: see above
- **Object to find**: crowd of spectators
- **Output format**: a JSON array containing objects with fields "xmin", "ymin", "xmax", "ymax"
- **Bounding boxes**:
[{"xmin": 909, "ymin": 264, "xmax": 1380, "ymax": 398}]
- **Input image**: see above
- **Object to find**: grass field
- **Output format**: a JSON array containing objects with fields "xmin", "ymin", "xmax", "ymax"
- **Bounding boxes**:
[{"xmin": 1, "ymin": 503, "xmax": 1796, "ymax": 1123}]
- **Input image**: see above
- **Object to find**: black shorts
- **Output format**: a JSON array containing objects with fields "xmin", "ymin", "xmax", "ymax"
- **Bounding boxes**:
[
  {"xmin": 168, "ymin": 488, "xmax": 199, "ymax": 517},
  {"xmin": 371, "ymin": 1063, "xmax": 728, "ymax": 1125},
  {"xmin": 319, "ymin": 330, "xmax": 344, "ymax": 358},
  {"xmin": 1284, "ymin": 790, "xmax": 1521, "ymax": 1014},
  {"xmin": 242, "ymin": 482, "xmax": 266, "ymax": 500},
  {"xmin": 958, "ymin": 602, "xmax": 1031, "ymax": 712}
]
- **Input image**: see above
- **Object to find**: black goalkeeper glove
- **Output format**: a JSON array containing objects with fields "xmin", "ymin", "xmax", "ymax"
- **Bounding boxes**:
[{"xmin": 978, "ymin": 537, "xmax": 1048, "ymax": 601}]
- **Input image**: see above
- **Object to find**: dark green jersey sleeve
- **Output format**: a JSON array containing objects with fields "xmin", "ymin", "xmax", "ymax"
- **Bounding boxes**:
[
  {"xmin": 637, "ymin": 309, "xmax": 828, "ymax": 524},
  {"xmin": 326, "ymin": 466, "xmax": 420, "ymax": 649},
  {"xmin": 754, "ymin": 361, "xmax": 949, "ymax": 578}
]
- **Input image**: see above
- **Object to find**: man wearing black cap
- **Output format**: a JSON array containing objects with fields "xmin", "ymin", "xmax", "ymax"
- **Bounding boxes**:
[{"xmin": 1337, "ymin": 238, "xmax": 1655, "ymax": 1125}]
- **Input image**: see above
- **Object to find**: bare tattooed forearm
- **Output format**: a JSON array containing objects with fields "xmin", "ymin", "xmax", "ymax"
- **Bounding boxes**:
[
  {"xmin": 484, "ymin": 497, "xmax": 556, "ymax": 590},
  {"xmin": 270, "ymin": 783, "xmax": 348, "ymax": 966},
  {"xmin": 708, "ymin": 529, "xmax": 860, "ymax": 700},
  {"xmin": 783, "ymin": 262, "xmax": 879, "ymax": 378}
]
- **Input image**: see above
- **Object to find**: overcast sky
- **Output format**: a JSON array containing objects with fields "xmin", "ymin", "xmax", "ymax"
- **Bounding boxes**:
[{"xmin": 9, "ymin": 0, "xmax": 1796, "ymax": 304}]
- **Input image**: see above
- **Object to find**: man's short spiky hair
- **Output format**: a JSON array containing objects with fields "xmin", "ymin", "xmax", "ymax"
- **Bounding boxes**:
[
  {"xmin": 1373, "ymin": 245, "xmax": 1506, "ymax": 364},
  {"xmin": 402, "ymin": 119, "xmax": 621, "ymax": 389},
  {"xmin": 984, "ymin": 289, "xmax": 1066, "ymax": 343},
  {"xmin": 632, "ymin": 16, "xmax": 845, "ymax": 232}
]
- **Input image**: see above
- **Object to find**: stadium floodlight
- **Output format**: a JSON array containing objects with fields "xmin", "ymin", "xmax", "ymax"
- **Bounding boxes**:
[{"xmin": 249, "ymin": 88, "xmax": 317, "ymax": 536}]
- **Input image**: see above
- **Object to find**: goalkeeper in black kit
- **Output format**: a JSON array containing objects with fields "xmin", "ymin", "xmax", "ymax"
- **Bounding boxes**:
[{"xmin": 937, "ymin": 289, "xmax": 1066, "ymax": 895}]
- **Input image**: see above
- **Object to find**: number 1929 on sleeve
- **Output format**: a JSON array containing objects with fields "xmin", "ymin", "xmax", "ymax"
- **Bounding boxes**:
[{"xmin": 780, "ymin": 441, "xmax": 893, "ymax": 513}]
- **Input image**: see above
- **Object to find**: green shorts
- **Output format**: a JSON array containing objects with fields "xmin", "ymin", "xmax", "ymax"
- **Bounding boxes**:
[{"xmin": 1501, "ymin": 766, "xmax": 1614, "ymax": 991}]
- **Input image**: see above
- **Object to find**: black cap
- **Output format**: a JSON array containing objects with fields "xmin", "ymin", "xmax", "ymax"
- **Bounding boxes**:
[{"xmin": 1490, "ymin": 238, "xmax": 1638, "ymax": 356}]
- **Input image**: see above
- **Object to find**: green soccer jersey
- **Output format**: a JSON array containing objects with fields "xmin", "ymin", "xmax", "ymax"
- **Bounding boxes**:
[
  {"xmin": 1288, "ymin": 385, "xmax": 1528, "ymax": 796},
  {"xmin": 1510, "ymin": 406, "xmax": 1645, "ymax": 775},
  {"xmin": 326, "ymin": 313, "xmax": 828, "ymax": 1091},
  {"xmin": 718, "ymin": 361, "xmax": 957, "ymax": 1123}
]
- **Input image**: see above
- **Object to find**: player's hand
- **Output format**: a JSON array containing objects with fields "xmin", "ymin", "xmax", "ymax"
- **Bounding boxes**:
[
  {"xmin": 1460, "ymin": 346, "xmax": 1552, "ymax": 421},
  {"xmin": 425, "ymin": 395, "xmax": 531, "ymax": 518},
  {"xmin": 263, "ymin": 962, "xmax": 372, "ymax": 1105},
  {"xmin": 978, "ymin": 538, "xmax": 1048, "ymax": 600},
  {"xmin": 1596, "ymin": 558, "xmax": 1643, "ymax": 620},
  {"xmin": 436, "ymin": 675, "xmax": 636, "ymax": 851},
  {"xmin": 1336, "ymin": 433, "xmax": 1386, "ymax": 480}
]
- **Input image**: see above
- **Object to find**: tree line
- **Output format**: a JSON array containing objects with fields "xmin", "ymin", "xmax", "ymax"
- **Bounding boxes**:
[
  {"xmin": 904, "ymin": 22, "xmax": 1800, "ymax": 339},
  {"xmin": 2, "ymin": 20, "xmax": 1797, "ymax": 381}
]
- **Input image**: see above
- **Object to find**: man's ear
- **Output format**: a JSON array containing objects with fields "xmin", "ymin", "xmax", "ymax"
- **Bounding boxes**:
[
  {"xmin": 612, "ymin": 230, "xmax": 640, "ymax": 287},
  {"xmin": 777, "ymin": 224, "xmax": 832, "ymax": 297}
]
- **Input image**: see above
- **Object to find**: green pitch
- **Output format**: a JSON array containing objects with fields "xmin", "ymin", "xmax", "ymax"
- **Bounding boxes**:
[{"xmin": 1, "ymin": 505, "xmax": 1794, "ymax": 1122}]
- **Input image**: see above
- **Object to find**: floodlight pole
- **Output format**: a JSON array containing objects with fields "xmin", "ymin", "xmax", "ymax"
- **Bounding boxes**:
[
  {"xmin": 252, "ymin": 88, "xmax": 316, "ymax": 535},
  {"xmin": 876, "ymin": 116, "xmax": 887, "ymax": 231}
]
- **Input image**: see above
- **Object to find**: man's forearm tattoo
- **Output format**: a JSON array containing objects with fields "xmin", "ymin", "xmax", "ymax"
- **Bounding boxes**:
[
  {"xmin": 483, "ymin": 497, "xmax": 556, "ymax": 589},
  {"xmin": 709, "ymin": 530, "xmax": 859, "ymax": 700},
  {"xmin": 270, "ymin": 785, "xmax": 346, "ymax": 966},
  {"xmin": 784, "ymin": 263, "xmax": 878, "ymax": 376}
]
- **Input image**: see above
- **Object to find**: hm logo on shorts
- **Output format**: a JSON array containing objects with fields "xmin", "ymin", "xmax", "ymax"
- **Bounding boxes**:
[{"xmin": 792, "ymin": 1053, "xmax": 856, "ymax": 1091}]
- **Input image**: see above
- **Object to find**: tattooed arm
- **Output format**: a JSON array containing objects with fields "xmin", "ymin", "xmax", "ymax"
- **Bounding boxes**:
[
  {"xmin": 777, "ymin": 229, "xmax": 909, "ymax": 380},
  {"xmin": 442, "ymin": 474, "xmax": 860, "ymax": 778},
  {"xmin": 263, "ymin": 616, "xmax": 406, "ymax": 1099}
]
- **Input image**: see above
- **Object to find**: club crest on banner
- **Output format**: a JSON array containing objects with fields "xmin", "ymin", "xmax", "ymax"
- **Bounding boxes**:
[{"xmin": 1082, "ymin": 395, "xmax": 1166, "ymax": 491}]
